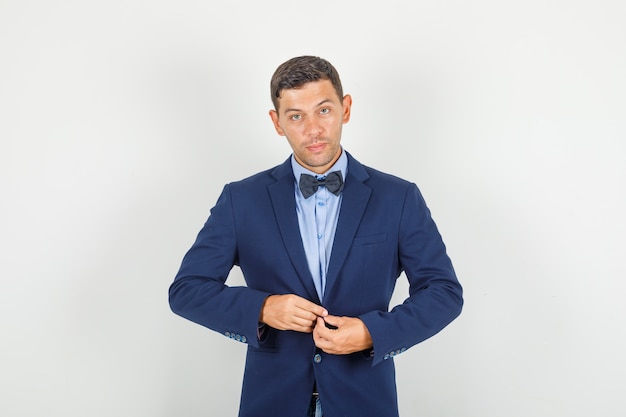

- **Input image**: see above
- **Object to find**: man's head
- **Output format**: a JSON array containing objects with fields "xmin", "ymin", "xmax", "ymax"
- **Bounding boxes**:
[
  {"xmin": 269, "ymin": 56, "xmax": 352, "ymax": 174},
  {"xmin": 270, "ymin": 56, "xmax": 344, "ymax": 111}
]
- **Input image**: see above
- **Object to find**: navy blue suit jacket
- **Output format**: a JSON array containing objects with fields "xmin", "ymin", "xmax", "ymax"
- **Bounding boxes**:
[{"xmin": 169, "ymin": 152, "xmax": 463, "ymax": 417}]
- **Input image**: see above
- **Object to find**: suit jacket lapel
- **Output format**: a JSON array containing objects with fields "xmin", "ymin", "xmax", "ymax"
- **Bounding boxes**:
[
  {"xmin": 324, "ymin": 154, "xmax": 372, "ymax": 301},
  {"xmin": 267, "ymin": 159, "xmax": 321, "ymax": 303}
]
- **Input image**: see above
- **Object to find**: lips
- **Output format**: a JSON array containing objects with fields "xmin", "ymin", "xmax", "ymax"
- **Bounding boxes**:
[{"xmin": 306, "ymin": 143, "xmax": 327, "ymax": 152}]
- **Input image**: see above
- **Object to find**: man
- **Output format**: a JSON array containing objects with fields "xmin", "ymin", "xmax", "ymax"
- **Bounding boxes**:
[{"xmin": 169, "ymin": 56, "xmax": 463, "ymax": 417}]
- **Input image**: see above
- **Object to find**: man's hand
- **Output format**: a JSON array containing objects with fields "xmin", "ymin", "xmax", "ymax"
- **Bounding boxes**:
[
  {"xmin": 259, "ymin": 294, "xmax": 328, "ymax": 333},
  {"xmin": 313, "ymin": 315, "xmax": 373, "ymax": 355}
]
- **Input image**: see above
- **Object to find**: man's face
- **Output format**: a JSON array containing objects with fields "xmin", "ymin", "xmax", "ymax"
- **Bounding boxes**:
[{"xmin": 269, "ymin": 80, "xmax": 352, "ymax": 174}]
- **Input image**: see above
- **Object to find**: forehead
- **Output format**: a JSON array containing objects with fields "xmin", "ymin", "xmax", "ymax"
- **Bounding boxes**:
[{"xmin": 278, "ymin": 80, "xmax": 341, "ymax": 111}]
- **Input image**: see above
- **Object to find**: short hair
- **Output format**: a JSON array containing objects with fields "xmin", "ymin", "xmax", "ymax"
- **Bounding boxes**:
[{"xmin": 270, "ymin": 56, "xmax": 344, "ymax": 110}]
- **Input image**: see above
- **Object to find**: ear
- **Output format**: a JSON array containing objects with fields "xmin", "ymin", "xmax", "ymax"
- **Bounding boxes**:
[
  {"xmin": 269, "ymin": 109, "xmax": 285, "ymax": 136},
  {"xmin": 341, "ymin": 94, "xmax": 352, "ymax": 124}
]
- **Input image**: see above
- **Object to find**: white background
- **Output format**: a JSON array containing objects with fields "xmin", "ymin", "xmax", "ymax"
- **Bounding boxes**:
[{"xmin": 1, "ymin": 1, "xmax": 625, "ymax": 416}]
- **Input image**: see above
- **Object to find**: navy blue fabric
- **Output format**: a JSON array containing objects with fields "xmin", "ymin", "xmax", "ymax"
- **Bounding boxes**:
[{"xmin": 169, "ymin": 152, "xmax": 463, "ymax": 417}]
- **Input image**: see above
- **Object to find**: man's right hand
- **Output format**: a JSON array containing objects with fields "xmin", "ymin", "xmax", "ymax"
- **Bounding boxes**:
[{"xmin": 259, "ymin": 294, "xmax": 328, "ymax": 333}]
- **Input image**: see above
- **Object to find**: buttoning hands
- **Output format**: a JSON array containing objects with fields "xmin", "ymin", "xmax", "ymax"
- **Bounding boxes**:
[
  {"xmin": 259, "ymin": 295, "xmax": 373, "ymax": 354},
  {"xmin": 313, "ymin": 315, "xmax": 373, "ymax": 355}
]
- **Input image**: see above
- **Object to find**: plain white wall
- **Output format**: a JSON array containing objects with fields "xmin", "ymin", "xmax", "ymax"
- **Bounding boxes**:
[{"xmin": 1, "ymin": 1, "xmax": 625, "ymax": 416}]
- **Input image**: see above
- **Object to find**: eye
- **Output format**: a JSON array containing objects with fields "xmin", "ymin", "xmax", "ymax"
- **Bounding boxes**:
[
  {"xmin": 290, "ymin": 114, "xmax": 302, "ymax": 121},
  {"xmin": 320, "ymin": 108, "xmax": 330, "ymax": 115}
]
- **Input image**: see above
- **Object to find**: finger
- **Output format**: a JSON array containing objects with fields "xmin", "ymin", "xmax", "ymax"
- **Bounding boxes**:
[
  {"xmin": 294, "ymin": 298, "xmax": 328, "ymax": 318},
  {"xmin": 321, "ymin": 315, "xmax": 342, "ymax": 329},
  {"xmin": 275, "ymin": 318, "xmax": 314, "ymax": 333},
  {"xmin": 314, "ymin": 317, "xmax": 333, "ymax": 338},
  {"xmin": 313, "ymin": 319, "xmax": 328, "ymax": 343},
  {"xmin": 313, "ymin": 325, "xmax": 337, "ymax": 353},
  {"xmin": 291, "ymin": 309, "xmax": 322, "ymax": 326},
  {"xmin": 289, "ymin": 298, "xmax": 327, "ymax": 322},
  {"xmin": 292, "ymin": 315, "xmax": 317, "ymax": 330},
  {"xmin": 294, "ymin": 323, "xmax": 315, "ymax": 333}
]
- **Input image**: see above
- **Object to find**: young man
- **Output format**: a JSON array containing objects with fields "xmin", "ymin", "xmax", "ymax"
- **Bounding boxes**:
[{"xmin": 169, "ymin": 56, "xmax": 463, "ymax": 417}]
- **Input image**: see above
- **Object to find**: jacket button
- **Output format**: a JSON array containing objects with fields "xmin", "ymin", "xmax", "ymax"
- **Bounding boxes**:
[{"xmin": 314, "ymin": 353, "xmax": 322, "ymax": 363}]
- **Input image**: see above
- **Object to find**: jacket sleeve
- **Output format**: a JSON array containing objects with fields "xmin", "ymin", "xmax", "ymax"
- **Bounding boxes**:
[
  {"xmin": 168, "ymin": 184, "xmax": 271, "ymax": 348},
  {"xmin": 359, "ymin": 183, "xmax": 463, "ymax": 366}
]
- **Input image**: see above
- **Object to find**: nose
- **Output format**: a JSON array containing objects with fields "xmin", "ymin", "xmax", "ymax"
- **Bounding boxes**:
[{"xmin": 304, "ymin": 117, "xmax": 323, "ymax": 137}]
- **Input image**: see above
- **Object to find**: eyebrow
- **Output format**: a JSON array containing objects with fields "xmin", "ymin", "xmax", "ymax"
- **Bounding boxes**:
[{"xmin": 283, "ymin": 98, "xmax": 335, "ymax": 115}]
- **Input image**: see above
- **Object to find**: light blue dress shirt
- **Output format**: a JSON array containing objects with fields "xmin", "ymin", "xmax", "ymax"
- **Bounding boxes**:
[{"xmin": 291, "ymin": 150, "xmax": 347, "ymax": 302}]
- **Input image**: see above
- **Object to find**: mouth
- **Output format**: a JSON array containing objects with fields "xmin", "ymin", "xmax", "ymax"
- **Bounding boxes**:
[{"xmin": 306, "ymin": 143, "xmax": 327, "ymax": 152}]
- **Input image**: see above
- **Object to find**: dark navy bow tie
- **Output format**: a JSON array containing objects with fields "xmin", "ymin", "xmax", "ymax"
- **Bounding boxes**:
[{"xmin": 299, "ymin": 171, "xmax": 344, "ymax": 198}]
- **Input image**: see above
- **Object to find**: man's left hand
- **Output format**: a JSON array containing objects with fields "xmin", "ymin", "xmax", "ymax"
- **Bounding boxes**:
[{"xmin": 312, "ymin": 315, "xmax": 373, "ymax": 355}]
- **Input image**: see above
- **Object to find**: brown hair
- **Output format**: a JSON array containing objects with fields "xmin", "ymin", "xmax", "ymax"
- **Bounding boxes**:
[{"xmin": 270, "ymin": 56, "xmax": 344, "ymax": 110}]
